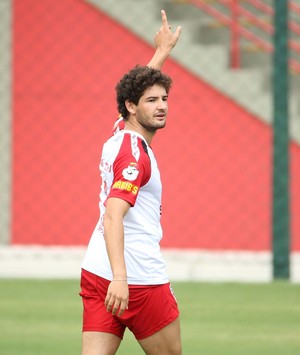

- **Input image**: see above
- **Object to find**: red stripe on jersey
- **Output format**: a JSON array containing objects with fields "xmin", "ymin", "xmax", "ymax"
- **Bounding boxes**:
[{"xmin": 108, "ymin": 133, "xmax": 151, "ymax": 206}]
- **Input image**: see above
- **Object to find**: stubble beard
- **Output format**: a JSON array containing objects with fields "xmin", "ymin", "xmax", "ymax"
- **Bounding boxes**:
[{"xmin": 137, "ymin": 112, "xmax": 166, "ymax": 133}]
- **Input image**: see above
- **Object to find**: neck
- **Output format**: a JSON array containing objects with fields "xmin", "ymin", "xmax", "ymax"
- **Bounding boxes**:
[{"xmin": 124, "ymin": 120, "xmax": 156, "ymax": 146}]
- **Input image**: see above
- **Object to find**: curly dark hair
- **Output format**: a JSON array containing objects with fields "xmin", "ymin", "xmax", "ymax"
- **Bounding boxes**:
[{"xmin": 116, "ymin": 66, "xmax": 172, "ymax": 120}]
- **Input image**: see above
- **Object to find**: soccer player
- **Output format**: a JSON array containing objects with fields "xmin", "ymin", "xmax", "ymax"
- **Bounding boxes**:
[{"xmin": 80, "ymin": 10, "xmax": 182, "ymax": 355}]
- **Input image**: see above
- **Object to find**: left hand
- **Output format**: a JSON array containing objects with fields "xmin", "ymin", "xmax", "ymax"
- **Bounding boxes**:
[{"xmin": 154, "ymin": 10, "xmax": 182, "ymax": 54}]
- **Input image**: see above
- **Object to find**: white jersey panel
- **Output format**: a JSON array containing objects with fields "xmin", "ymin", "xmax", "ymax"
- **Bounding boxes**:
[{"xmin": 82, "ymin": 130, "xmax": 168, "ymax": 285}]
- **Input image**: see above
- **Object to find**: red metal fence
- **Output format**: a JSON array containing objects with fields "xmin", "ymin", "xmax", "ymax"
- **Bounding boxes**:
[{"xmin": 188, "ymin": 0, "xmax": 300, "ymax": 72}]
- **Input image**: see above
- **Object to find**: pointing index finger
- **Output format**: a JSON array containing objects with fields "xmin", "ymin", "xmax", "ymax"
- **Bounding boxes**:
[{"xmin": 161, "ymin": 9, "xmax": 169, "ymax": 31}]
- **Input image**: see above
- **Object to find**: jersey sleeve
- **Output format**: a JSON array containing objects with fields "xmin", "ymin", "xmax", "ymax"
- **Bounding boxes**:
[{"xmin": 108, "ymin": 134, "xmax": 151, "ymax": 206}]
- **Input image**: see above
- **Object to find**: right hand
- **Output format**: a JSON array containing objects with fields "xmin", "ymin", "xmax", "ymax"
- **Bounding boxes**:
[{"xmin": 104, "ymin": 280, "xmax": 129, "ymax": 317}]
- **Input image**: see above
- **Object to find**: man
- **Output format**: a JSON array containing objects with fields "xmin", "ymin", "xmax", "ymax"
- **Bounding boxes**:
[{"xmin": 80, "ymin": 10, "xmax": 182, "ymax": 355}]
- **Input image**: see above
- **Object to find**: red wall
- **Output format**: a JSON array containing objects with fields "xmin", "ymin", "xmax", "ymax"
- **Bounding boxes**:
[{"xmin": 12, "ymin": 0, "xmax": 300, "ymax": 251}]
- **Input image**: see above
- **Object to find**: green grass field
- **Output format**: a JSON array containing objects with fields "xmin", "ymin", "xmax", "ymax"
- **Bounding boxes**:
[{"xmin": 0, "ymin": 279, "xmax": 300, "ymax": 354}]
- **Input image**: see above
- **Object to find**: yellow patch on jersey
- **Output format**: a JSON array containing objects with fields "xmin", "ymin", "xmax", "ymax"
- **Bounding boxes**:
[{"xmin": 112, "ymin": 181, "xmax": 139, "ymax": 195}]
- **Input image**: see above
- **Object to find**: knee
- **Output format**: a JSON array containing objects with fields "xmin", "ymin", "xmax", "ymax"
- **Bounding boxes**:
[{"xmin": 169, "ymin": 339, "xmax": 182, "ymax": 355}]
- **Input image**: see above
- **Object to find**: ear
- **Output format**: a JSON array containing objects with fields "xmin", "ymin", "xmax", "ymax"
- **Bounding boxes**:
[{"xmin": 125, "ymin": 100, "xmax": 137, "ymax": 115}]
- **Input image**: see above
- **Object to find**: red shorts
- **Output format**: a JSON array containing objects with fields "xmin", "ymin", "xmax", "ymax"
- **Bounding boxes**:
[{"xmin": 79, "ymin": 269, "xmax": 179, "ymax": 340}]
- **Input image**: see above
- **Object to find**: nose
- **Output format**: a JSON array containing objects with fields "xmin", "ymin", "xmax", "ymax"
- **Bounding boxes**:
[{"xmin": 158, "ymin": 99, "xmax": 167, "ymax": 110}]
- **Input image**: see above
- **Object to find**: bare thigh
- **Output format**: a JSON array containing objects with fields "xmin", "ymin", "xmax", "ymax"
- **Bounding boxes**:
[
  {"xmin": 138, "ymin": 317, "xmax": 182, "ymax": 355},
  {"xmin": 82, "ymin": 331, "xmax": 122, "ymax": 355}
]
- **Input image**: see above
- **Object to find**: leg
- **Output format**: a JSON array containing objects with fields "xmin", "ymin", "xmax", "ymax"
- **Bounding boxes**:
[
  {"xmin": 82, "ymin": 331, "xmax": 122, "ymax": 355},
  {"xmin": 138, "ymin": 317, "xmax": 182, "ymax": 355}
]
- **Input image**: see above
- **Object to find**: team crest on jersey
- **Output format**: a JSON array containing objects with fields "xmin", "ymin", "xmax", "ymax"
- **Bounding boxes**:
[{"xmin": 122, "ymin": 163, "xmax": 139, "ymax": 181}]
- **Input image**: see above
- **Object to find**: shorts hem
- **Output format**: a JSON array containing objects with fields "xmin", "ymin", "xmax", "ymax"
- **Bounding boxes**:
[
  {"xmin": 82, "ymin": 327, "xmax": 124, "ymax": 340},
  {"xmin": 134, "ymin": 312, "xmax": 180, "ymax": 340}
]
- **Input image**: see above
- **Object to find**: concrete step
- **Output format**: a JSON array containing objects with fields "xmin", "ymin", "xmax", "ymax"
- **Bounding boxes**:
[
  {"xmin": 191, "ymin": 18, "xmax": 230, "ymax": 45},
  {"xmin": 240, "ymin": 45, "xmax": 271, "ymax": 69},
  {"xmin": 158, "ymin": 0, "xmax": 207, "ymax": 21}
]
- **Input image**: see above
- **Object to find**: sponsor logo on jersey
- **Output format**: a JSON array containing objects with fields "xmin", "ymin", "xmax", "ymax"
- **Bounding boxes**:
[
  {"xmin": 112, "ymin": 180, "xmax": 139, "ymax": 195},
  {"xmin": 122, "ymin": 163, "xmax": 139, "ymax": 181}
]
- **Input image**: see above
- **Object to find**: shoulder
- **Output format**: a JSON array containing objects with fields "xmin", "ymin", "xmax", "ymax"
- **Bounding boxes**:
[{"xmin": 117, "ymin": 132, "xmax": 149, "ymax": 164}]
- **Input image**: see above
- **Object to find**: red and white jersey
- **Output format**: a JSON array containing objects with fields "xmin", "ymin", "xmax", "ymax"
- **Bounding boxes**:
[{"xmin": 82, "ymin": 127, "xmax": 168, "ymax": 285}]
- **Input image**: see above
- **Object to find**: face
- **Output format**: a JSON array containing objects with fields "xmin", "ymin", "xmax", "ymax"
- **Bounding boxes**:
[{"xmin": 131, "ymin": 84, "xmax": 169, "ymax": 132}]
